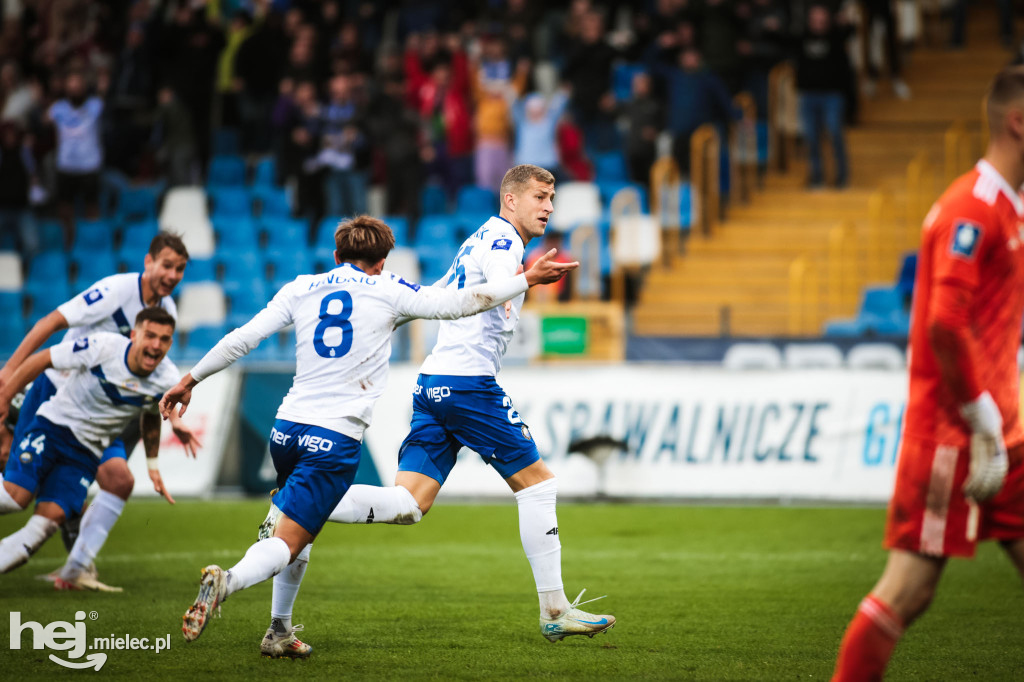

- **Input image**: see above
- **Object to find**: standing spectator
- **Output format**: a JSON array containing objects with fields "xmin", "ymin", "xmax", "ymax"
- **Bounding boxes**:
[
  {"xmin": 412, "ymin": 44, "xmax": 474, "ymax": 200},
  {"xmin": 556, "ymin": 114, "xmax": 593, "ymax": 182},
  {"xmin": 49, "ymin": 70, "xmax": 104, "ymax": 247},
  {"xmin": 793, "ymin": 4, "xmax": 854, "ymax": 188},
  {"xmin": 620, "ymin": 72, "xmax": 663, "ymax": 188},
  {"xmin": 950, "ymin": 0, "xmax": 1014, "ymax": 49},
  {"xmin": 860, "ymin": 0, "xmax": 910, "ymax": 100},
  {"xmin": 512, "ymin": 90, "xmax": 569, "ymax": 178},
  {"xmin": 472, "ymin": 42, "xmax": 528, "ymax": 192},
  {"xmin": 234, "ymin": 11, "xmax": 287, "ymax": 156},
  {"xmin": 368, "ymin": 76, "xmax": 425, "ymax": 227},
  {"xmin": 0, "ymin": 121, "xmax": 38, "ymax": 257},
  {"xmin": 1, "ymin": 62, "xmax": 38, "ymax": 126},
  {"xmin": 562, "ymin": 10, "xmax": 618, "ymax": 151},
  {"xmin": 216, "ymin": 11, "xmax": 253, "ymax": 130},
  {"xmin": 152, "ymin": 85, "xmax": 197, "ymax": 187},
  {"xmin": 319, "ymin": 73, "xmax": 367, "ymax": 218},
  {"xmin": 651, "ymin": 47, "xmax": 740, "ymax": 177},
  {"xmin": 699, "ymin": 0, "xmax": 745, "ymax": 93},
  {"xmin": 280, "ymin": 80, "xmax": 324, "ymax": 228},
  {"xmin": 739, "ymin": 0, "xmax": 789, "ymax": 119}
]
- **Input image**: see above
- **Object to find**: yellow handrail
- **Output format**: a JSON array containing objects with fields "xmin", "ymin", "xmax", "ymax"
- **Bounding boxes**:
[
  {"xmin": 690, "ymin": 124, "xmax": 720, "ymax": 238},
  {"xmin": 827, "ymin": 221, "xmax": 857, "ymax": 316},
  {"xmin": 767, "ymin": 61, "xmax": 795, "ymax": 173},
  {"xmin": 788, "ymin": 256, "xmax": 819, "ymax": 336}
]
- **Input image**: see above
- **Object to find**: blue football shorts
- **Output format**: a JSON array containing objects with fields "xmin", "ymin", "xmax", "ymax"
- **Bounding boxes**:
[
  {"xmin": 268, "ymin": 419, "xmax": 361, "ymax": 536},
  {"xmin": 397, "ymin": 374, "xmax": 539, "ymax": 485}
]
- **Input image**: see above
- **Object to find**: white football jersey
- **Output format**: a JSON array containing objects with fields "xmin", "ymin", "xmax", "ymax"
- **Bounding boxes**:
[
  {"xmin": 36, "ymin": 332, "xmax": 179, "ymax": 458},
  {"xmin": 49, "ymin": 273, "xmax": 177, "ymax": 386},
  {"xmin": 188, "ymin": 263, "xmax": 529, "ymax": 441},
  {"xmin": 420, "ymin": 216, "xmax": 526, "ymax": 377}
]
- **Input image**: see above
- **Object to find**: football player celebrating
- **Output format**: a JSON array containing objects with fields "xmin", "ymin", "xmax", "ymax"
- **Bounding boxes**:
[
  {"xmin": 326, "ymin": 165, "xmax": 617, "ymax": 643},
  {"xmin": 161, "ymin": 215, "xmax": 575, "ymax": 657},
  {"xmin": 0, "ymin": 232, "xmax": 200, "ymax": 591},
  {"xmin": 832, "ymin": 66, "xmax": 1024, "ymax": 680},
  {"xmin": 0, "ymin": 308, "xmax": 179, "ymax": 574}
]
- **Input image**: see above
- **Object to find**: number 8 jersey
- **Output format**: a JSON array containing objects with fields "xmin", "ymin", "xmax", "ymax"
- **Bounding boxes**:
[{"xmin": 188, "ymin": 262, "xmax": 530, "ymax": 442}]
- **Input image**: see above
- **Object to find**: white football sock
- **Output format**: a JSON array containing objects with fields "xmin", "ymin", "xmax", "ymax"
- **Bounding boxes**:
[
  {"xmin": 226, "ymin": 537, "xmax": 290, "ymax": 596},
  {"xmin": 0, "ymin": 514, "xmax": 58, "ymax": 573},
  {"xmin": 0, "ymin": 476, "xmax": 24, "ymax": 513},
  {"xmin": 513, "ymin": 478, "xmax": 570, "ymax": 618},
  {"xmin": 61, "ymin": 490, "xmax": 124, "ymax": 578},
  {"xmin": 329, "ymin": 484, "xmax": 422, "ymax": 524},
  {"xmin": 271, "ymin": 543, "xmax": 312, "ymax": 633}
]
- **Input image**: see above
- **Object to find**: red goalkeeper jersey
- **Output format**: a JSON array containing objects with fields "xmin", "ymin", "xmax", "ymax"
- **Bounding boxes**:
[{"xmin": 905, "ymin": 160, "xmax": 1024, "ymax": 448}]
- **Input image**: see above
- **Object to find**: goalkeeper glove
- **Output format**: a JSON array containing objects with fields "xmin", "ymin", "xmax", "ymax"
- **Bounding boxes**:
[{"xmin": 960, "ymin": 391, "xmax": 1009, "ymax": 503}]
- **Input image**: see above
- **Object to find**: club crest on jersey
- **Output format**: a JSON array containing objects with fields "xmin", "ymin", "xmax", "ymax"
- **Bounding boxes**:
[
  {"xmin": 72, "ymin": 338, "xmax": 89, "ymax": 352},
  {"xmin": 491, "ymin": 238, "xmax": 512, "ymax": 251},
  {"xmin": 950, "ymin": 221, "xmax": 981, "ymax": 259},
  {"xmin": 521, "ymin": 425, "xmax": 532, "ymax": 441},
  {"xmin": 84, "ymin": 288, "xmax": 103, "ymax": 305}
]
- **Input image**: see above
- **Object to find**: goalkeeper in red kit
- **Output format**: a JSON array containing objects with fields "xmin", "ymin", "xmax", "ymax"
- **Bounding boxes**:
[{"xmin": 833, "ymin": 65, "xmax": 1024, "ymax": 681}]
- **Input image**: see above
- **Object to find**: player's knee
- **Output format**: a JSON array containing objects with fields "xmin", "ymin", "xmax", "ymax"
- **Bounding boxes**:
[{"xmin": 97, "ymin": 465, "xmax": 134, "ymax": 499}]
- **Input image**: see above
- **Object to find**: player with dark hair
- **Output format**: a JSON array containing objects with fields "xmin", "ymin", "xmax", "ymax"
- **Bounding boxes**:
[
  {"xmin": 0, "ymin": 308, "xmax": 179, "ymax": 574},
  {"xmin": 161, "ymin": 214, "xmax": 575, "ymax": 657},
  {"xmin": 326, "ymin": 164, "xmax": 617, "ymax": 643},
  {"xmin": 0, "ymin": 231, "xmax": 200, "ymax": 591},
  {"xmin": 832, "ymin": 65, "xmax": 1024, "ymax": 680}
]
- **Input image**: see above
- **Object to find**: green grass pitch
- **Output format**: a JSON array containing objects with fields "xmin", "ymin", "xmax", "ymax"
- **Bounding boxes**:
[{"xmin": 1, "ymin": 501, "xmax": 1022, "ymax": 680}]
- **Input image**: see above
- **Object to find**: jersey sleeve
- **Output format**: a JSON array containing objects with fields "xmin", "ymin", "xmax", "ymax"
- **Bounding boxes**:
[
  {"xmin": 391, "ymin": 273, "xmax": 529, "ymax": 320},
  {"xmin": 189, "ymin": 284, "xmax": 296, "ymax": 382},
  {"xmin": 480, "ymin": 235, "xmax": 523, "ymax": 283},
  {"xmin": 48, "ymin": 333, "xmax": 118, "ymax": 372},
  {"xmin": 931, "ymin": 209, "xmax": 991, "ymax": 290},
  {"xmin": 57, "ymin": 278, "xmax": 125, "ymax": 327}
]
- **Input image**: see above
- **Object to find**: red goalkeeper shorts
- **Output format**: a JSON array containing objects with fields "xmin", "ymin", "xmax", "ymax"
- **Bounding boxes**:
[{"xmin": 884, "ymin": 437, "xmax": 1024, "ymax": 558}]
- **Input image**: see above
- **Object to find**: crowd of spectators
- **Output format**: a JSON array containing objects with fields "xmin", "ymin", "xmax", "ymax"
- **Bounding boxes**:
[{"xmin": 0, "ymin": 0, "xmax": 986, "ymax": 257}]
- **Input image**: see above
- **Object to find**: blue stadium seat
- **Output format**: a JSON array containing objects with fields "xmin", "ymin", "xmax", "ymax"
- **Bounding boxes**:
[
  {"xmin": 115, "ymin": 184, "xmax": 161, "ymax": 223},
  {"xmin": 824, "ymin": 286, "xmax": 908, "ymax": 337},
  {"xmin": 212, "ymin": 128, "xmax": 240, "ymax": 155},
  {"xmin": 72, "ymin": 251, "xmax": 118, "ymax": 291},
  {"xmin": 415, "ymin": 216, "xmax": 461, "ymax": 249},
  {"xmin": 756, "ymin": 121, "xmax": 770, "ymax": 165},
  {"xmin": 896, "ymin": 252, "xmax": 917, "ymax": 302},
  {"xmin": 456, "ymin": 186, "xmax": 496, "ymax": 214},
  {"xmin": 120, "ymin": 219, "xmax": 159, "ymax": 253},
  {"xmin": 72, "ymin": 218, "xmax": 115, "ymax": 253},
  {"xmin": 117, "ymin": 244, "xmax": 149, "ymax": 272},
  {"xmin": 418, "ymin": 245, "xmax": 454, "ymax": 284},
  {"xmin": 315, "ymin": 216, "xmax": 345, "ymax": 250},
  {"xmin": 452, "ymin": 212, "xmax": 490, "ymax": 240},
  {"xmin": 266, "ymin": 249, "xmax": 314, "ymax": 290},
  {"xmin": 36, "ymin": 220, "xmax": 66, "ymax": 253},
  {"xmin": 225, "ymin": 279, "xmax": 269, "ymax": 325},
  {"xmin": 253, "ymin": 186, "xmax": 292, "ymax": 219},
  {"xmin": 183, "ymin": 324, "xmax": 229, "ymax": 360},
  {"xmin": 595, "ymin": 180, "xmax": 648, "ymax": 213},
  {"xmin": 251, "ymin": 157, "xmax": 277, "ymax": 188},
  {"xmin": 219, "ymin": 250, "xmax": 264, "ymax": 288},
  {"xmin": 823, "ymin": 319, "xmax": 865, "ymax": 337},
  {"xmin": 592, "ymin": 151, "xmax": 628, "ymax": 182},
  {"xmin": 263, "ymin": 216, "xmax": 309, "ymax": 251},
  {"xmin": 312, "ymin": 246, "xmax": 338, "ymax": 273},
  {"xmin": 612, "ymin": 62, "xmax": 646, "ymax": 102},
  {"xmin": 26, "ymin": 252, "xmax": 69, "ymax": 293},
  {"xmin": 209, "ymin": 187, "xmax": 253, "ymax": 218},
  {"xmin": 207, "ymin": 155, "xmax": 247, "ymax": 187},
  {"xmin": 185, "ymin": 257, "xmax": 216, "ymax": 283},
  {"xmin": 380, "ymin": 216, "xmax": 410, "ymax": 246},
  {"xmin": 213, "ymin": 216, "xmax": 260, "ymax": 250},
  {"xmin": 420, "ymin": 184, "xmax": 448, "ymax": 215},
  {"xmin": 0, "ymin": 313, "xmax": 25, "ymax": 353},
  {"xmin": 27, "ymin": 280, "xmax": 72, "ymax": 320},
  {"xmin": 0, "ymin": 291, "xmax": 22, "ymax": 318}
]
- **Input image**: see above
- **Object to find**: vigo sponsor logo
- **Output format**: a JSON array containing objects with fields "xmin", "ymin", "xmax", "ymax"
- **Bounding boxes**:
[{"xmin": 425, "ymin": 386, "xmax": 451, "ymax": 402}]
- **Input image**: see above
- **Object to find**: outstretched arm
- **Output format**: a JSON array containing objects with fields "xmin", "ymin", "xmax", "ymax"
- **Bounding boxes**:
[
  {"xmin": 140, "ymin": 411, "xmax": 174, "ymax": 504},
  {"xmin": 395, "ymin": 249, "xmax": 578, "ymax": 321}
]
